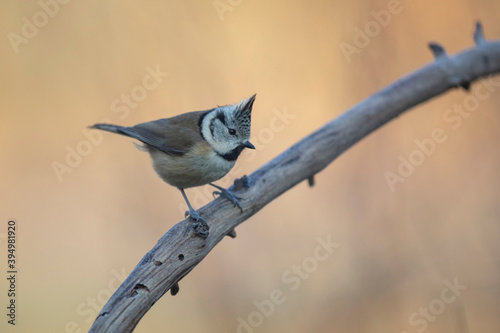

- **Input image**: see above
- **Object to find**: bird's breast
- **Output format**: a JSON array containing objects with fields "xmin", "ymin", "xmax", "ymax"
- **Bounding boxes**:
[{"xmin": 147, "ymin": 142, "xmax": 236, "ymax": 189}]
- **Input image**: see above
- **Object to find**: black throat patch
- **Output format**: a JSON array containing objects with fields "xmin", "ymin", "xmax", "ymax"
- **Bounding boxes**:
[{"xmin": 216, "ymin": 145, "xmax": 245, "ymax": 162}]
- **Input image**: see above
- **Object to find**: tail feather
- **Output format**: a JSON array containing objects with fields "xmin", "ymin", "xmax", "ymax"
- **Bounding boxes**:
[
  {"xmin": 89, "ymin": 123, "xmax": 131, "ymax": 137},
  {"xmin": 89, "ymin": 122, "xmax": 170, "ymax": 154}
]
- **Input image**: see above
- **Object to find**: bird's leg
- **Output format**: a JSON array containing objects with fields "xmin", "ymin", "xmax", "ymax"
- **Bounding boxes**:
[
  {"xmin": 209, "ymin": 183, "xmax": 243, "ymax": 212},
  {"xmin": 179, "ymin": 188, "xmax": 209, "ymax": 236}
]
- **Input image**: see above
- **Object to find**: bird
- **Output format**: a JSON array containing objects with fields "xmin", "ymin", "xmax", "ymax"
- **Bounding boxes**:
[{"xmin": 89, "ymin": 94, "xmax": 256, "ymax": 233}]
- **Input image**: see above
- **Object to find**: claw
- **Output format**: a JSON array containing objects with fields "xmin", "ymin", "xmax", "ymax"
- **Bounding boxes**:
[
  {"xmin": 186, "ymin": 208, "xmax": 205, "ymax": 223},
  {"xmin": 179, "ymin": 188, "xmax": 209, "ymax": 237},
  {"xmin": 185, "ymin": 208, "xmax": 209, "ymax": 237},
  {"xmin": 213, "ymin": 189, "xmax": 242, "ymax": 212},
  {"xmin": 209, "ymin": 183, "xmax": 244, "ymax": 212}
]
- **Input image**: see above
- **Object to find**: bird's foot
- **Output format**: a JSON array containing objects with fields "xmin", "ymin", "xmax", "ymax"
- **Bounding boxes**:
[
  {"xmin": 211, "ymin": 186, "xmax": 243, "ymax": 212},
  {"xmin": 185, "ymin": 209, "xmax": 209, "ymax": 237}
]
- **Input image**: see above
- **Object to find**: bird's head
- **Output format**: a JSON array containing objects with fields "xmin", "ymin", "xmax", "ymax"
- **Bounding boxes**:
[{"xmin": 200, "ymin": 94, "xmax": 256, "ymax": 161}]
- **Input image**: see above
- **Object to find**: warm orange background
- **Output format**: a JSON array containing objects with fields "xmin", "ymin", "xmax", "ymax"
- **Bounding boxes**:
[{"xmin": 2, "ymin": 1, "xmax": 500, "ymax": 332}]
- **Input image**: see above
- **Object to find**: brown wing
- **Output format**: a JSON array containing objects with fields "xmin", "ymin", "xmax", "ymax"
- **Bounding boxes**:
[{"xmin": 121, "ymin": 110, "xmax": 208, "ymax": 156}]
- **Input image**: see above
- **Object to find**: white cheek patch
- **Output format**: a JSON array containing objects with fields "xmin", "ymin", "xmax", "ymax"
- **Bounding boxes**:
[
  {"xmin": 201, "ymin": 111, "xmax": 231, "ymax": 153},
  {"xmin": 201, "ymin": 107, "xmax": 248, "ymax": 157},
  {"xmin": 201, "ymin": 112, "xmax": 217, "ymax": 146}
]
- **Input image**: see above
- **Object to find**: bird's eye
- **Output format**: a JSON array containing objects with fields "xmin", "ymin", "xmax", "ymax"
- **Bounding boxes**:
[{"xmin": 228, "ymin": 128, "xmax": 236, "ymax": 135}]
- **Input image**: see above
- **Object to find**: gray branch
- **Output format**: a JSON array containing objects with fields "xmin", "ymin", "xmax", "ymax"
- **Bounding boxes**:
[{"xmin": 90, "ymin": 22, "xmax": 500, "ymax": 332}]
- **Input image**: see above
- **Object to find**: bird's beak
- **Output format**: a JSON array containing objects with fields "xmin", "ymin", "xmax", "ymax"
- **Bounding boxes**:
[{"xmin": 243, "ymin": 141, "xmax": 255, "ymax": 149}]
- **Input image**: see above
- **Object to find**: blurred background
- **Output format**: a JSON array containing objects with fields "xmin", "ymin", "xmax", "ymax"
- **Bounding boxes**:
[{"xmin": 2, "ymin": 0, "xmax": 500, "ymax": 332}]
